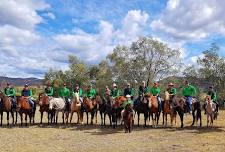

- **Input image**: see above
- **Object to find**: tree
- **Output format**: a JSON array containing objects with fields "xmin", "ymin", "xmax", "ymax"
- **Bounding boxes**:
[{"xmin": 107, "ymin": 37, "xmax": 181, "ymax": 88}]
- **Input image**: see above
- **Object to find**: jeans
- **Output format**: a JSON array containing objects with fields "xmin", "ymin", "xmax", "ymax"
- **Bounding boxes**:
[
  {"xmin": 10, "ymin": 97, "xmax": 16, "ymax": 109},
  {"xmin": 79, "ymin": 97, "xmax": 83, "ymax": 103},
  {"xmin": 185, "ymin": 96, "xmax": 192, "ymax": 113},
  {"xmin": 28, "ymin": 98, "xmax": 34, "ymax": 109}
]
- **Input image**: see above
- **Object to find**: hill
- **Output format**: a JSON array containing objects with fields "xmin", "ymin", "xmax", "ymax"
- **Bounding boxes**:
[{"xmin": 0, "ymin": 76, "xmax": 43, "ymax": 86}]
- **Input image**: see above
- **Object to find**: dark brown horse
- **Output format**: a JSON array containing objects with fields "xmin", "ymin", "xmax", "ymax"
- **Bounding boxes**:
[
  {"xmin": 39, "ymin": 93, "xmax": 51, "ymax": 124},
  {"xmin": 99, "ymin": 95, "xmax": 114, "ymax": 126},
  {"xmin": 123, "ymin": 104, "xmax": 133, "ymax": 133},
  {"xmin": 81, "ymin": 96, "xmax": 98, "ymax": 125},
  {"xmin": 172, "ymin": 97, "xmax": 186, "ymax": 128},
  {"xmin": 191, "ymin": 98, "xmax": 202, "ymax": 127},
  {"xmin": 0, "ymin": 91, "xmax": 16, "ymax": 126},
  {"xmin": 16, "ymin": 96, "xmax": 36, "ymax": 126}
]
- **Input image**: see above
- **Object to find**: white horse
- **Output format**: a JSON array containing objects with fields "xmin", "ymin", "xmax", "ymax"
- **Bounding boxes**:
[
  {"xmin": 205, "ymin": 96, "xmax": 216, "ymax": 127},
  {"xmin": 49, "ymin": 97, "xmax": 66, "ymax": 124}
]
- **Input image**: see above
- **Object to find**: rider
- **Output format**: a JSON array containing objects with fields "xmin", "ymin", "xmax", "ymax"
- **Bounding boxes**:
[
  {"xmin": 166, "ymin": 83, "xmax": 177, "ymax": 108},
  {"xmin": 4, "ymin": 83, "xmax": 16, "ymax": 109},
  {"xmin": 110, "ymin": 83, "xmax": 120, "ymax": 99},
  {"xmin": 205, "ymin": 86, "xmax": 218, "ymax": 114},
  {"xmin": 60, "ymin": 83, "xmax": 70, "ymax": 104},
  {"xmin": 103, "ymin": 85, "xmax": 111, "ymax": 101},
  {"xmin": 85, "ymin": 84, "xmax": 96, "ymax": 100},
  {"xmin": 150, "ymin": 82, "xmax": 162, "ymax": 112},
  {"xmin": 44, "ymin": 83, "xmax": 54, "ymax": 97},
  {"xmin": 72, "ymin": 83, "xmax": 83, "ymax": 103},
  {"xmin": 182, "ymin": 81, "xmax": 197, "ymax": 114},
  {"xmin": 135, "ymin": 81, "xmax": 151, "ymax": 106},
  {"xmin": 123, "ymin": 83, "xmax": 135, "ymax": 100},
  {"xmin": 21, "ymin": 84, "xmax": 34, "ymax": 111},
  {"xmin": 121, "ymin": 95, "xmax": 134, "ymax": 120}
]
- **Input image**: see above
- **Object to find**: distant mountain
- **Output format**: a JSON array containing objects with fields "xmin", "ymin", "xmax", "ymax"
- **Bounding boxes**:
[{"xmin": 0, "ymin": 76, "xmax": 43, "ymax": 86}]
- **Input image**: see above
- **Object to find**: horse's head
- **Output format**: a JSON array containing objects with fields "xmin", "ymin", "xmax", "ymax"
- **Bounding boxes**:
[
  {"xmin": 95, "ymin": 95, "xmax": 103, "ymax": 104},
  {"xmin": 39, "ymin": 93, "xmax": 49, "ymax": 106},
  {"xmin": 205, "ymin": 95, "xmax": 211, "ymax": 103},
  {"xmin": 72, "ymin": 92, "xmax": 80, "ymax": 104}
]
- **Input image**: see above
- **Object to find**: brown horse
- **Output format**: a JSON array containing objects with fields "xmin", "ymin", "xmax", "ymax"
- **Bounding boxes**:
[
  {"xmin": 112, "ymin": 96, "xmax": 127, "ymax": 128},
  {"xmin": 69, "ymin": 92, "xmax": 82, "ymax": 124},
  {"xmin": 205, "ymin": 95, "xmax": 216, "ymax": 127},
  {"xmin": 0, "ymin": 91, "xmax": 16, "ymax": 126},
  {"xmin": 147, "ymin": 94, "xmax": 160, "ymax": 127},
  {"xmin": 16, "ymin": 96, "xmax": 36, "ymax": 126},
  {"xmin": 172, "ymin": 97, "xmax": 186, "ymax": 128},
  {"xmin": 81, "ymin": 96, "xmax": 98, "ymax": 124},
  {"xmin": 162, "ymin": 91, "xmax": 177, "ymax": 127},
  {"xmin": 123, "ymin": 104, "xmax": 133, "ymax": 133},
  {"xmin": 39, "ymin": 93, "xmax": 51, "ymax": 124}
]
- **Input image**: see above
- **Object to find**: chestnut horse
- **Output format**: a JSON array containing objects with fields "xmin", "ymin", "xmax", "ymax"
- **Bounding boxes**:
[
  {"xmin": 16, "ymin": 96, "xmax": 36, "ymax": 126},
  {"xmin": 0, "ymin": 91, "xmax": 16, "ymax": 126},
  {"xmin": 69, "ymin": 92, "xmax": 82, "ymax": 124},
  {"xmin": 162, "ymin": 91, "xmax": 177, "ymax": 127},
  {"xmin": 112, "ymin": 96, "xmax": 127, "ymax": 128},
  {"xmin": 39, "ymin": 93, "xmax": 51, "ymax": 124},
  {"xmin": 81, "ymin": 96, "xmax": 98, "ymax": 125},
  {"xmin": 147, "ymin": 94, "xmax": 160, "ymax": 127},
  {"xmin": 123, "ymin": 104, "xmax": 133, "ymax": 133}
]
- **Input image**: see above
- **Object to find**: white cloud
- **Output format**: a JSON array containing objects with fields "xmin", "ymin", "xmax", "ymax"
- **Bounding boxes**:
[
  {"xmin": 151, "ymin": 0, "xmax": 225, "ymax": 41},
  {"xmin": 43, "ymin": 12, "xmax": 56, "ymax": 20}
]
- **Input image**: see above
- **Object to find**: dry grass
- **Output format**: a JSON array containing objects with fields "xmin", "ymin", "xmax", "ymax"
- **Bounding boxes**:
[{"xmin": 0, "ymin": 108, "xmax": 225, "ymax": 152}]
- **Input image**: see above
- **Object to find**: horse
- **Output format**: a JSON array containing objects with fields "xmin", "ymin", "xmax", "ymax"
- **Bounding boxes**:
[
  {"xmin": 134, "ymin": 95, "xmax": 149, "ymax": 127},
  {"xmin": 99, "ymin": 96, "xmax": 114, "ymax": 126},
  {"xmin": 81, "ymin": 96, "xmax": 98, "ymax": 125},
  {"xmin": 111, "ymin": 96, "xmax": 127, "ymax": 128},
  {"xmin": 39, "ymin": 93, "xmax": 51, "ymax": 124},
  {"xmin": 147, "ymin": 94, "xmax": 160, "ymax": 127},
  {"xmin": 162, "ymin": 91, "xmax": 177, "ymax": 127},
  {"xmin": 123, "ymin": 104, "xmax": 133, "ymax": 133},
  {"xmin": 171, "ymin": 97, "xmax": 186, "ymax": 128},
  {"xmin": 16, "ymin": 96, "xmax": 36, "ymax": 126},
  {"xmin": 191, "ymin": 98, "xmax": 202, "ymax": 127},
  {"xmin": 0, "ymin": 91, "xmax": 16, "ymax": 126},
  {"xmin": 205, "ymin": 96, "xmax": 216, "ymax": 127},
  {"xmin": 69, "ymin": 92, "xmax": 82, "ymax": 124},
  {"xmin": 49, "ymin": 97, "xmax": 66, "ymax": 124}
]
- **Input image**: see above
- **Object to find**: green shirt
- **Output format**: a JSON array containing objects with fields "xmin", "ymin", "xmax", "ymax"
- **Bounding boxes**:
[
  {"xmin": 110, "ymin": 89, "xmax": 120, "ymax": 98},
  {"xmin": 60, "ymin": 87, "xmax": 70, "ymax": 98},
  {"xmin": 207, "ymin": 90, "xmax": 217, "ymax": 102},
  {"xmin": 138, "ymin": 86, "xmax": 151, "ymax": 96},
  {"xmin": 85, "ymin": 88, "xmax": 96, "ymax": 98},
  {"xmin": 45, "ymin": 87, "xmax": 54, "ymax": 96},
  {"xmin": 4, "ymin": 87, "xmax": 16, "ymax": 96},
  {"xmin": 182, "ymin": 85, "xmax": 196, "ymax": 97},
  {"xmin": 121, "ymin": 99, "xmax": 133, "ymax": 108},
  {"xmin": 167, "ymin": 88, "xmax": 177, "ymax": 95},
  {"xmin": 150, "ymin": 87, "xmax": 160, "ymax": 96},
  {"xmin": 72, "ymin": 88, "xmax": 83, "ymax": 97}
]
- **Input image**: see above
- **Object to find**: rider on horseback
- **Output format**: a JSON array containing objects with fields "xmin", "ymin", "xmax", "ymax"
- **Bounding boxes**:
[
  {"xmin": 110, "ymin": 83, "xmax": 120, "ymax": 99},
  {"xmin": 44, "ymin": 83, "xmax": 54, "ymax": 97},
  {"xmin": 60, "ymin": 83, "xmax": 71, "ymax": 109},
  {"xmin": 72, "ymin": 83, "xmax": 83, "ymax": 103},
  {"xmin": 134, "ymin": 81, "xmax": 151, "ymax": 106},
  {"xmin": 123, "ymin": 83, "xmax": 135, "ymax": 100},
  {"xmin": 182, "ymin": 81, "xmax": 197, "ymax": 114},
  {"xmin": 4, "ymin": 83, "xmax": 16, "ymax": 109},
  {"xmin": 21, "ymin": 84, "xmax": 34, "ymax": 111},
  {"xmin": 150, "ymin": 82, "xmax": 162, "ymax": 112},
  {"xmin": 85, "ymin": 84, "xmax": 96, "ymax": 100},
  {"xmin": 166, "ymin": 83, "xmax": 177, "ymax": 108},
  {"xmin": 121, "ymin": 95, "xmax": 134, "ymax": 121}
]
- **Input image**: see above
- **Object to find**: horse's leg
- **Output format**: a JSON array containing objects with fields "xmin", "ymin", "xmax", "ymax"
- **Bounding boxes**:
[
  {"xmin": 144, "ymin": 113, "xmax": 148, "ymax": 127},
  {"xmin": 95, "ymin": 110, "xmax": 98, "ymax": 124},
  {"xmin": 56, "ymin": 111, "xmax": 58, "ymax": 125},
  {"xmin": 25, "ymin": 114, "xmax": 28, "ymax": 126},
  {"xmin": 109, "ymin": 114, "xmax": 112, "ymax": 126},
  {"xmin": 15, "ymin": 111, "xmax": 18, "ymax": 124},
  {"xmin": 86, "ymin": 112, "xmax": 89, "ymax": 125},
  {"xmin": 70, "ymin": 112, "xmax": 73, "ymax": 123},
  {"xmin": 178, "ymin": 109, "xmax": 184, "ymax": 128},
  {"xmin": 0, "ymin": 112, "xmax": 3, "ymax": 126},
  {"xmin": 33, "ymin": 110, "xmax": 35, "ymax": 124},
  {"xmin": 11, "ymin": 111, "xmax": 14, "ymax": 125},
  {"xmin": 40, "ymin": 111, "xmax": 43, "ymax": 124},
  {"xmin": 198, "ymin": 109, "xmax": 202, "ymax": 127},
  {"xmin": 191, "ymin": 109, "xmax": 195, "ymax": 126},
  {"xmin": 77, "ymin": 112, "xmax": 80, "ymax": 124},
  {"xmin": 6, "ymin": 111, "xmax": 9, "ymax": 126},
  {"xmin": 47, "ymin": 112, "xmax": 50, "ymax": 125},
  {"xmin": 207, "ymin": 114, "xmax": 209, "ymax": 127},
  {"xmin": 137, "ymin": 113, "xmax": 140, "ymax": 127},
  {"xmin": 62, "ymin": 111, "xmax": 65, "ymax": 124},
  {"xmin": 165, "ymin": 114, "xmax": 168, "ymax": 127},
  {"xmin": 100, "ymin": 112, "xmax": 103, "ymax": 125}
]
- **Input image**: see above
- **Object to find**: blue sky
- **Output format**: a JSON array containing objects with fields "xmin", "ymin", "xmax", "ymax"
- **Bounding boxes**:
[{"xmin": 0, "ymin": 0, "xmax": 225, "ymax": 78}]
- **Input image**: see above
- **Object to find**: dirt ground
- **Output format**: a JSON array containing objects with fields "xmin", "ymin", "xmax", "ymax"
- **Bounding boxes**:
[{"xmin": 0, "ymin": 108, "xmax": 225, "ymax": 152}]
